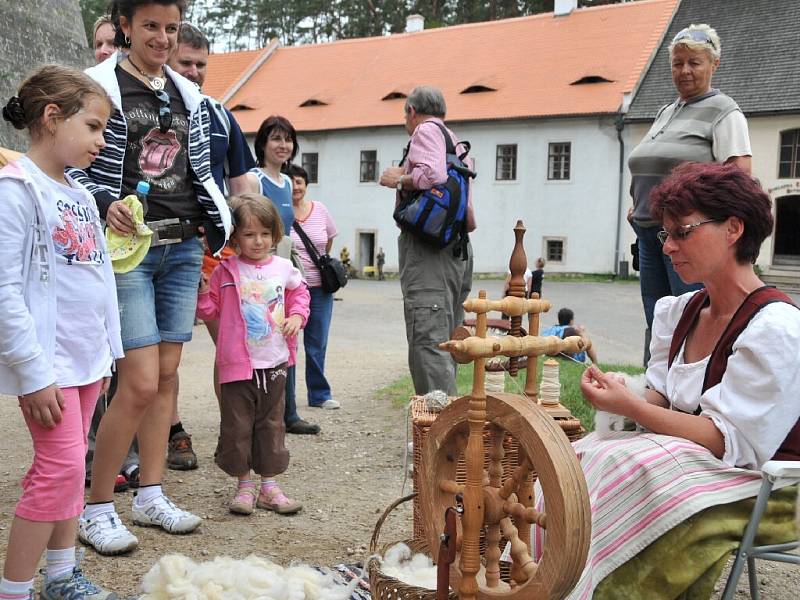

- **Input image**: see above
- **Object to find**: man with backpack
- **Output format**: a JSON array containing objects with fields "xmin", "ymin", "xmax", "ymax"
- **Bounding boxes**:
[{"xmin": 379, "ymin": 86, "xmax": 476, "ymax": 396}]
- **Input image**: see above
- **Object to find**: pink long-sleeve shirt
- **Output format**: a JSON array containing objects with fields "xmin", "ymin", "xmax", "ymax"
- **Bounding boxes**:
[
  {"xmin": 401, "ymin": 117, "xmax": 476, "ymax": 232},
  {"xmin": 196, "ymin": 255, "xmax": 310, "ymax": 384}
]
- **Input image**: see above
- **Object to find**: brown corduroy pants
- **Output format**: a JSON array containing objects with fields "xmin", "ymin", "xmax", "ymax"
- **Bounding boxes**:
[{"xmin": 215, "ymin": 365, "xmax": 290, "ymax": 477}]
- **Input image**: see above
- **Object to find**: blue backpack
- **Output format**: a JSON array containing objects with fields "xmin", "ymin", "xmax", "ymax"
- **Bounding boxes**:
[{"xmin": 393, "ymin": 121, "xmax": 476, "ymax": 259}]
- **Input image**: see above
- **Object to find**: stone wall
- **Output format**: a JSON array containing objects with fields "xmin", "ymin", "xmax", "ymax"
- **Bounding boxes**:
[{"xmin": 0, "ymin": 0, "xmax": 91, "ymax": 150}]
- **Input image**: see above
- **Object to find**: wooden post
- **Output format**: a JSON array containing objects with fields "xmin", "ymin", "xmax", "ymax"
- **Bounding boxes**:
[
  {"xmin": 459, "ymin": 290, "xmax": 488, "ymax": 600},
  {"xmin": 524, "ymin": 294, "xmax": 541, "ymax": 399},
  {"xmin": 507, "ymin": 220, "xmax": 527, "ymax": 376}
]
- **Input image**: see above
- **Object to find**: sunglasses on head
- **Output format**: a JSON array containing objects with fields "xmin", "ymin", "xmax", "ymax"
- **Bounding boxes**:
[
  {"xmin": 672, "ymin": 28, "xmax": 717, "ymax": 51},
  {"xmin": 154, "ymin": 90, "xmax": 172, "ymax": 134}
]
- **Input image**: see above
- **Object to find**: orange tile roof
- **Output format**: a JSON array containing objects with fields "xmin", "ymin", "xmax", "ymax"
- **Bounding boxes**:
[
  {"xmin": 208, "ymin": 0, "xmax": 678, "ymax": 134},
  {"xmin": 204, "ymin": 48, "xmax": 264, "ymax": 100}
]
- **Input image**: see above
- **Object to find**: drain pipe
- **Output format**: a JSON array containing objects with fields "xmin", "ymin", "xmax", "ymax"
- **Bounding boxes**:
[{"xmin": 613, "ymin": 93, "xmax": 632, "ymax": 276}]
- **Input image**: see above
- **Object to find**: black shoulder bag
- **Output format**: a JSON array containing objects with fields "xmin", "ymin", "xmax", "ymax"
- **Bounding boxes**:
[{"xmin": 292, "ymin": 221, "xmax": 348, "ymax": 293}]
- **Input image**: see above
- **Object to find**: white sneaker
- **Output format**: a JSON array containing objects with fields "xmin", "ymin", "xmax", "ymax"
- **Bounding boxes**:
[
  {"xmin": 132, "ymin": 493, "xmax": 201, "ymax": 534},
  {"xmin": 78, "ymin": 509, "xmax": 138, "ymax": 555},
  {"xmin": 320, "ymin": 399, "xmax": 341, "ymax": 409}
]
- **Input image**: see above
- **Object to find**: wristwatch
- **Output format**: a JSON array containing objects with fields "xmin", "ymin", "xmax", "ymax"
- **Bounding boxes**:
[{"xmin": 396, "ymin": 177, "xmax": 404, "ymax": 191}]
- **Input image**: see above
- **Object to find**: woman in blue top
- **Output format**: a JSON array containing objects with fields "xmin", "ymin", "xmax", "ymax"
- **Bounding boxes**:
[
  {"xmin": 244, "ymin": 115, "xmax": 297, "ymax": 235},
  {"xmin": 244, "ymin": 115, "xmax": 319, "ymax": 436}
]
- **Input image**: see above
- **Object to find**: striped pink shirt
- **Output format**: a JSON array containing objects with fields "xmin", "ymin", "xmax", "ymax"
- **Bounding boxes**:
[{"xmin": 290, "ymin": 201, "xmax": 338, "ymax": 288}]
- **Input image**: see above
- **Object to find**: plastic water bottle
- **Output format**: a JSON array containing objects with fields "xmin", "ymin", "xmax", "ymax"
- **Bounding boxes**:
[{"xmin": 136, "ymin": 180, "xmax": 150, "ymax": 215}]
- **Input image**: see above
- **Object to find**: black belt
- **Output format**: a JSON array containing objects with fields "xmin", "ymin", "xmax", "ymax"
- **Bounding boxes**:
[{"xmin": 146, "ymin": 218, "xmax": 203, "ymax": 246}]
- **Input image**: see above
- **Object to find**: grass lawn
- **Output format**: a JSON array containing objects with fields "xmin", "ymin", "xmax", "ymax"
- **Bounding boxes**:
[{"xmin": 377, "ymin": 358, "xmax": 645, "ymax": 432}]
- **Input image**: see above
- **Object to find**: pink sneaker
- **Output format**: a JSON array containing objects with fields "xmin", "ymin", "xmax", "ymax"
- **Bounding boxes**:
[
  {"xmin": 229, "ymin": 481, "xmax": 257, "ymax": 515},
  {"xmin": 256, "ymin": 484, "xmax": 302, "ymax": 515}
]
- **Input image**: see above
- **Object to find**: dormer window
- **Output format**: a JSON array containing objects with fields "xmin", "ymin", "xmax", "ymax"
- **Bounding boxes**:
[
  {"xmin": 381, "ymin": 91, "xmax": 408, "ymax": 101},
  {"xmin": 230, "ymin": 101, "xmax": 256, "ymax": 111},
  {"xmin": 300, "ymin": 98, "xmax": 329, "ymax": 107},
  {"xmin": 461, "ymin": 85, "xmax": 496, "ymax": 94},
  {"xmin": 570, "ymin": 75, "xmax": 614, "ymax": 85}
]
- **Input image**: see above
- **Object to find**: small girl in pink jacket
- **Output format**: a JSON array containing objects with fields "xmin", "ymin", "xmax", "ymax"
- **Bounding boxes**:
[{"xmin": 197, "ymin": 193, "xmax": 310, "ymax": 516}]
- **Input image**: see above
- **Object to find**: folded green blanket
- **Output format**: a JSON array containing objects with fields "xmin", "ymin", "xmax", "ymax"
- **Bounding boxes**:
[{"xmin": 595, "ymin": 485, "xmax": 798, "ymax": 600}]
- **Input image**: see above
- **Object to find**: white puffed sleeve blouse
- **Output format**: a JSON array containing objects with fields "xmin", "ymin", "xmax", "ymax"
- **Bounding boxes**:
[{"xmin": 645, "ymin": 291, "xmax": 800, "ymax": 469}]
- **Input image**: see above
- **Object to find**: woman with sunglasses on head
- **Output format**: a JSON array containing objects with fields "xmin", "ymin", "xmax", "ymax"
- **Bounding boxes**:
[
  {"xmin": 628, "ymin": 24, "xmax": 752, "ymax": 364},
  {"xmin": 67, "ymin": 0, "xmax": 231, "ymax": 556},
  {"xmin": 553, "ymin": 162, "xmax": 800, "ymax": 599}
]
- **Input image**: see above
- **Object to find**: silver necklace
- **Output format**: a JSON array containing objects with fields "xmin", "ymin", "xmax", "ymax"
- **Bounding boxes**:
[{"xmin": 127, "ymin": 57, "xmax": 166, "ymax": 91}]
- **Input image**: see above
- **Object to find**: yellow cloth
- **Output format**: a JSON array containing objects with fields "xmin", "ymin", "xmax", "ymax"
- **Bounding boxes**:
[{"xmin": 106, "ymin": 194, "xmax": 152, "ymax": 274}]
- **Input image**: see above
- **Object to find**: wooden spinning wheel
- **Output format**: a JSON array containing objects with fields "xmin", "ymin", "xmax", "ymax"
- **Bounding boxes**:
[{"xmin": 418, "ymin": 291, "xmax": 592, "ymax": 600}]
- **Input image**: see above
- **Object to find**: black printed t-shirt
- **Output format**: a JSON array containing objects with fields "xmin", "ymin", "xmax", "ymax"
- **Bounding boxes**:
[{"xmin": 117, "ymin": 66, "xmax": 201, "ymax": 221}]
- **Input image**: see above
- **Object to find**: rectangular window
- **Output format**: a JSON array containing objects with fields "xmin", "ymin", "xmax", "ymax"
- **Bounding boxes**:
[
  {"xmin": 545, "ymin": 238, "xmax": 565, "ymax": 263},
  {"xmin": 548, "ymin": 142, "xmax": 571, "ymax": 180},
  {"xmin": 495, "ymin": 144, "xmax": 517, "ymax": 180},
  {"xmin": 360, "ymin": 150, "xmax": 378, "ymax": 182},
  {"xmin": 301, "ymin": 152, "xmax": 319, "ymax": 183},
  {"xmin": 779, "ymin": 129, "xmax": 800, "ymax": 179}
]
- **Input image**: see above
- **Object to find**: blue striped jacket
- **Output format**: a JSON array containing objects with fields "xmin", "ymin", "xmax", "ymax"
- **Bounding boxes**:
[{"xmin": 67, "ymin": 53, "xmax": 232, "ymax": 254}]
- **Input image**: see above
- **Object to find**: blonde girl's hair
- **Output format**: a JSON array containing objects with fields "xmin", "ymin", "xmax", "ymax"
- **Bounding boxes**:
[
  {"xmin": 669, "ymin": 23, "xmax": 721, "ymax": 61},
  {"xmin": 229, "ymin": 193, "xmax": 284, "ymax": 245},
  {"xmin": 1, "ymin": 64, "xmax": 111, "ymax": 138}
]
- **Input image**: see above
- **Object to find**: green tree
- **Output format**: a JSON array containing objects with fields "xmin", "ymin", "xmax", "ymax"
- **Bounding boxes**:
[{"xmin": 79, "ymin": 0, "xmax": 111, "ymax": 45}]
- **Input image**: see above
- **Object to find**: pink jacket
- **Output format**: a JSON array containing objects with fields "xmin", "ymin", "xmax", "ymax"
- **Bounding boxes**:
[{"xmin": 196, "ymin": 256, "xmax": 310, "ymax": 384}]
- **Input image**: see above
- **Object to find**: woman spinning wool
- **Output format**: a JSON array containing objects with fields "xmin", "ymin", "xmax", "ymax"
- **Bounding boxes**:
[{"xmin": 538, "ymin": 162, "xmax": 800, "ymax": 599}]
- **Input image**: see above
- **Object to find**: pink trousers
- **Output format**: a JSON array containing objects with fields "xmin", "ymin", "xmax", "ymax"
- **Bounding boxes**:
[{"xmin": 16, "ymin": 380, "xmax": 102, "ymax": 522}]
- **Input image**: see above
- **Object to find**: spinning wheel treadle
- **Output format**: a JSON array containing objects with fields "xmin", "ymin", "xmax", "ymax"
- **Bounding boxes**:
[{"xmin": 417, "ymin": 288, "xmax": 591, "ymax": 600}]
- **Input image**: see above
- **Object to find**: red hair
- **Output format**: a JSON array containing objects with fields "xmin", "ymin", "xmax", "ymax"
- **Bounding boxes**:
[{"xmin": 650, "ymin": 162, "xmax": 773, "ymax": 264}]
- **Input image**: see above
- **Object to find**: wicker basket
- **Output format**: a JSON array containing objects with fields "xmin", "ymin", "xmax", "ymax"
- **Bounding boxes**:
[{"xmin": 367, "ymin": 493, "xmax": 457, "ymax": 600}]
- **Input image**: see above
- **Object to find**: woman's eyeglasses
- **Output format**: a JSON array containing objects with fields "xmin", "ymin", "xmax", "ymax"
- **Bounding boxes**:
[
  {"xmin": 154, "ymin": 90, "xmax": 172, "ymax": 134},
  {"xmin": 672, "ymin": 28, "xmax": 717, "ymax": 51},
  {"xmin": 657, "ymin": 218, "xmax": 722, "ymax": 244}
]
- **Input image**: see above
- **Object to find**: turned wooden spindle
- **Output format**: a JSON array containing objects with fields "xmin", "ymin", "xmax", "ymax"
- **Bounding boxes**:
[
  {"xmin": 525, "ymin": 293, "xmax": 542, "ymax": 398},
  {"xmin": 507, "ymin": 220, "xmax": 528, "ymax": 376},
  {"xmin": 463, "ymin": 296, "xmax": 550, "ymax": 317},
  {"xmin": 440, "ymin": 334, "xmax": 587, "ymax": 364},
  {"xmin": 459, "ymin": 290, "xmax": 488, "ymax": 600},
  {"xmin": 510, "ymin": 453, "xmax": 534, "ymax": 585},
  {"xmin": 484, "ymin": 427, "xmax": 506, "ymax": 588}
]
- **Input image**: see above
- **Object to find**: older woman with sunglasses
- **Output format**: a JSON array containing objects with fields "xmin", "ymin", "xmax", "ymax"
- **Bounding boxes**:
[
  {"xmin": 67, "ymin": 0, "xmax": 231, "ymax": 556},
  {"xmin": 628, "ymin": 23, "xmax": 752, "ymax": 363},
  {"xmin": 561, "ymin": 162, "xmax": 800, "ymax": 599}
]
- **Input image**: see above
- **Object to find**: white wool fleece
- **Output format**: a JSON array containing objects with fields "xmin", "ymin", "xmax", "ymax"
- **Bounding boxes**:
[{"xmin": 140, "ymin": 554, "xmax": 355, "ymax": 600}]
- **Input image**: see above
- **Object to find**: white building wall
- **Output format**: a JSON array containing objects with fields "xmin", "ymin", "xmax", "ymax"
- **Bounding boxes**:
[{"xmin": 249, "ymin": 115, "xmax": 639, "ymax": 274}]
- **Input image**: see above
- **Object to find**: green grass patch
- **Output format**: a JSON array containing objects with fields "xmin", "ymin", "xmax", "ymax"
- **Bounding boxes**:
[{"xmin": 377, "ymin": 358, "xmax": 645, "ymax": 431}]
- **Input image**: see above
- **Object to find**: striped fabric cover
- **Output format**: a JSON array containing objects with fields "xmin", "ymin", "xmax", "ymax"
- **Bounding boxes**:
[{"xmin": 531, "ymin": 431, "xmax": 783, "ymax": 600}]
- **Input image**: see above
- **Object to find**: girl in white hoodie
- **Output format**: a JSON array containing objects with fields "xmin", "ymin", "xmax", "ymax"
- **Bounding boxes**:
[{"xmin": 0, "ymin": 65, "xmax": 122, "ymax": 600}]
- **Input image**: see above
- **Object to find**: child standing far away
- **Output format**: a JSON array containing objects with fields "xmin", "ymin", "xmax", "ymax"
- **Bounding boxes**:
[
  {"xmin": 197, "ymin": 194, "xmax": 310, "ymax": 516},
  {"xmin": 0, "ymin": 65, "xmax": 122, "ymax": 599},
  {"xmin": 529, "ymin": 257, "xmax": 545, "ymax": 298}
]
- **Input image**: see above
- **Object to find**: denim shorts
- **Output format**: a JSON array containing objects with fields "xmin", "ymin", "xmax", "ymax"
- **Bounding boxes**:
[{"xmin": 115, "ymin": 237, "xmax": 204, "ymax": 350}]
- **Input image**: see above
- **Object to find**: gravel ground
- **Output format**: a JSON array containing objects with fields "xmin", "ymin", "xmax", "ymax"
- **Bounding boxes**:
[{"xmin": 0, "ymin": 278, "xmax": 796, "ymax": 598}]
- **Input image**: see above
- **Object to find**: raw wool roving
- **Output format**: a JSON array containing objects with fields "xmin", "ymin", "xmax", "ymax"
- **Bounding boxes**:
[
  {"xmin": 376, "ymin": 542, "xmax": 438, "ymax": 590},
  {"xmin": 592, "ymin": 373, "xmax": 647, "ymax": 439},
  {"xmin": 140, "ymin": 554, "xmax": 357, "ymax": 600}
]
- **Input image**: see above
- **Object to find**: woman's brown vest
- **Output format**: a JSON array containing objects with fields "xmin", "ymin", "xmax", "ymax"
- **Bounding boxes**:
[{"xmin": 668, "ymin": 286, "xmax": 800, "ymax": 461}]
